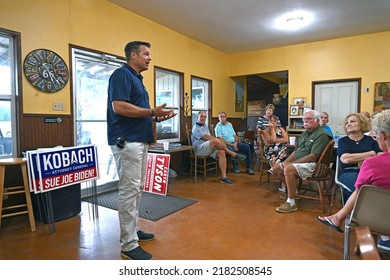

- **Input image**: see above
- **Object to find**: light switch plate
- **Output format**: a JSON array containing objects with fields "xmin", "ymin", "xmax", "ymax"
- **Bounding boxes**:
[{"xmin": 52, "ymin": 102, "xmax": 65, "ymax": 111}]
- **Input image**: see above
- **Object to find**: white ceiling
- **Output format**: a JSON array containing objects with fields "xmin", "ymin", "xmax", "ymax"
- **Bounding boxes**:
[{"xmin": 109, "ymin": 0, "xmax": 390, "ymax": 54}]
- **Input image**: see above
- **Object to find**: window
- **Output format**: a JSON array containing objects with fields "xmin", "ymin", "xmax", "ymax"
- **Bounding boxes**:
[
  {"xmin": 155, "ymin": 67, "xmax": 183, "ymax": 142},
  {"xmin": 191, "ymin": 76, "xmax": 211, "ymax": 126},
  {"xmin": 72, "ymin": 47, "xmax": 125, "ymax": 187},
  {"xmin": 0, "ymin": 30, "xmax": 19, "ymax": 158}
]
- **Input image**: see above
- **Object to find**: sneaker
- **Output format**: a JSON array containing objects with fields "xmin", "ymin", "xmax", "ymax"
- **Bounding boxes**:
[
  {"xmin": 231, "ymin": 153, "xmax": 246, "ymax": 161},
  {"xmin": 121, "ymin": 246, "xmax": 153, "ymax": 260},
  {"xmin": 246, "ymin": 168, "xmax": 255, "ymax": 175},
  {"xmin": 278, "ymin": 187, "xmax": 286, "ymax": 192},
  {"xmin": 220, "ymin": 177, "xmax": 234, "ymax": 185},
  {"xmin": 378, "ymin": 239, "xmax": 390, "ymax": 251},
  {"xmin": 233, "ymin": 167, "xmax": 240, "ymax": 173},
  {"xmin": 276, "ymin": 202, "xmax": 298, "ymax": 213},
  {"xmin": 137, "ymin": 230, "xmax": 155, "ymax": 242},
  {"xmin": 268, "ymin": 168, "xmax": 274, "ymax": 175}
]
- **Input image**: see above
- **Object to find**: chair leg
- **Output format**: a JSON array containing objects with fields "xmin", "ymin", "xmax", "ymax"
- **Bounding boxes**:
[
  {"xmin": 344, "ymin": 219, "xmax": 351, "ymax": 260},
  {"xmin": 329, "ymin": 185, "xmax": 336, "ymax": 215},
  {"xmin": 259, "ymin": 162, "xmax": 264, "ymax": 185},
  {"xmin": 203, "ymin": 159, "xmax": 207, "ymax": 180},
  {"xmin": 190, "ymin": 158, "xmax": 193, "ymax": 179}
]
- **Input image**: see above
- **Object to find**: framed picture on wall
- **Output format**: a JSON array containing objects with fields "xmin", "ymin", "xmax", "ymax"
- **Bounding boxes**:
[
  {"xmin": 293, "ymin": 97, "xmax": 305, "ymax": 107},
  {"xmin": 290, "ymin": 105, "xmax": 299, "ymax": 116},
  {"xmin": 374, "ymin": 82, "xmax": 390, "ymax": 111}
]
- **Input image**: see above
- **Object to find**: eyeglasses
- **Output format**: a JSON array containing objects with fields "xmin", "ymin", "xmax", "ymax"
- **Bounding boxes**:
[{"xmin": 303, "ymin": 117, "xmax": 315, "ymax": 121}]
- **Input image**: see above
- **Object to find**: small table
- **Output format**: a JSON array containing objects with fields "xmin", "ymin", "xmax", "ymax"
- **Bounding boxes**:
[{"xmin": 148, "ymin": 144, "xmax": 197, "ymax": 181}]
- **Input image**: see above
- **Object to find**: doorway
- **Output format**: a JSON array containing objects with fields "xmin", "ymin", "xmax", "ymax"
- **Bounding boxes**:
[
  {"xmin": 313, "ymin": 78, "xmax": 361, "ymax": 136},
  {"xmin": 71, "ymin": 47, "xmax": 126, "ymax": 194},
  {"xmin": 247, "ymin": 71, "xmax": 288, "ymax": 129}
]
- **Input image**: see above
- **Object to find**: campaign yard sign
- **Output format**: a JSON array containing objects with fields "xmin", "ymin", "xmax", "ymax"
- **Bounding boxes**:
[
  {"xmin": 27, "ymin": 145, "xmax": 99, "ymax": 193},
  {"xmin": 144, "ymin": 153, "xmax": 170, "ymax": 196}
]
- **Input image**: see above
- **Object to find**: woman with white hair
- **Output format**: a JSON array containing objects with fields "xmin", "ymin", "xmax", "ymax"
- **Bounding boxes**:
[{"xmin": 317, "ymin": 109, "xmax": 390, "ymax": 251}]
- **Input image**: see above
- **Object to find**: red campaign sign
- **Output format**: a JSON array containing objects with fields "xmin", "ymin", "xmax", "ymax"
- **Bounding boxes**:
[{"xmin": 144, "ymin": 153, "xmax": 170, "ymax": 196}]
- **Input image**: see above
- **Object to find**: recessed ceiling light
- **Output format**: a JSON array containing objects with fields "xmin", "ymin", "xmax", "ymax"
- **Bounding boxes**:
[{"xmin": 274, "ymin": 11, "xmax": 313, "ymax": 31}]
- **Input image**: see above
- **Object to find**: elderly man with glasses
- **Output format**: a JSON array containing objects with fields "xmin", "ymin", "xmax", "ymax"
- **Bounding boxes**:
[{"xmin": 272, "ymin": 110, "xmax": 332, "ymax": 213}]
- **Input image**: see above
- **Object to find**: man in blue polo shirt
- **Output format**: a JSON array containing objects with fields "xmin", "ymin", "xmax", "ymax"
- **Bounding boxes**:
[{"xmin": 107, "ymin": 41, "xmax": 175, "ymax": 260}]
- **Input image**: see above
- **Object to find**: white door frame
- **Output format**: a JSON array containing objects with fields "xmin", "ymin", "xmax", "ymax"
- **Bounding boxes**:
[{"xmin": 312, "ymin": 78, "xmax": 361, "ymax": 136}]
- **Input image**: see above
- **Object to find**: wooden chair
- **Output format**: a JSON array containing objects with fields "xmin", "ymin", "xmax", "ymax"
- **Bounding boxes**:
[
  {"xmin": 354, "ymin": 226, "xmax": 381, "ymax": 260},
  {"xmin": 344, "ymin": 185, "xmax": 390, "ymax": 259},
  {"xmin": 186, "ymin": 128, "xmax": 219, "ymax": 180},
  {"xmin": 256, "ymin": 128, "xmax": 279, "ymax": 185},
  {"xmin": 297, "ymin": 140, "xmax": 335, "ymax": 213}
]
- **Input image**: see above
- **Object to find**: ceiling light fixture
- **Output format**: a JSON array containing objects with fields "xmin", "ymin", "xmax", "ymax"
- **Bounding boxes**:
[{"xmin": 274, "ymin": 11, "xmax": 313, "ymax": 31}]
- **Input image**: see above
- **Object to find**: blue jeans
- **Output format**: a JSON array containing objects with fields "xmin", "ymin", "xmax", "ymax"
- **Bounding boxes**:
[
  {"xmin": 339, "ymin": 171, "xmax": 358, "ymax": 203},
  {"xmin": 227, "ymin": 142, "xmax": 252, "ymax": 169}
]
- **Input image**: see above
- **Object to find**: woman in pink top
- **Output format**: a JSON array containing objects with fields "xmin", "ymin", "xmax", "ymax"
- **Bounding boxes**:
[{"xmin": 317, "ymin": 109, "xmax": 390, "ymax": 251}]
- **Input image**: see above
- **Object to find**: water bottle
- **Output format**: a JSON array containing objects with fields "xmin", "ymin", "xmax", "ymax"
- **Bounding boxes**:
[{"xmin": 334, "ymin": 131, "xmax": 340, "ymax": 146}]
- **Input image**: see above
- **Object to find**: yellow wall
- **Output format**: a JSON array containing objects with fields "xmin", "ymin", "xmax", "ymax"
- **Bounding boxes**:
[
  {"xmin": 229, "ymin": 31, "xmax": 390, "ymax": 113},
  {"xmin": 0, "ymin": 0, "xmax": 230, "ymax": 116},
  {"xmin": 1, "ymin": 0, "xmax": 390, "ymax": 117}
]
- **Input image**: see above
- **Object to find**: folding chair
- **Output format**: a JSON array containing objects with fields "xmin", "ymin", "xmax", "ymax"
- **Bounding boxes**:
[
  {"xmin": 330, "ymin": 156, "xmax": 350, "ymax": 214},
  {"xmin": 344, "ymin": 185, "xmax": 390, "ymax": 259}
]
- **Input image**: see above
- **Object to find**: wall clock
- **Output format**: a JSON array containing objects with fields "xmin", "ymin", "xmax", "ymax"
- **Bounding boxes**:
[{"xmin": 23, "ymin": 49, "xmax": 69, "ymax": 93}]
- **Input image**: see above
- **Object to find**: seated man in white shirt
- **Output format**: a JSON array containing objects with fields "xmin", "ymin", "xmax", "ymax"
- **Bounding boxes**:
[{"xmin": 214, "ymin": 111, "xmax": 255, "ymax": 175}]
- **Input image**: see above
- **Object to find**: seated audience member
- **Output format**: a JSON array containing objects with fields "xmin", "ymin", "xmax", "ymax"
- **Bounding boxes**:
[
  {"xmin": 273, "ymin": 110, "xmax": 332, "ymax": 213},
  {"xmin": 261, "ymin": 115, "xmax": 288, "ymax": 175},
  {"xmin": 214, "ymin": 112, "xmax": 255, "ymax": 175},
  {"xmin": 191, "ymin": 111, "xmax": 246, "ymax": 185},
  {"xmin": 365, "ymin": 110, "xmax": 381, "ymax": 136},
  {"xmin": 337, "ymin": 113, "xmax": 382, "ymax": 202},
  {"xmin": 320, "ymin": 112, "xmax": 334, "ymax": 138},
  {"xmin": 360, "ymin": 111, "xmax": 371, "ymax": 120},
  {"xmin": 257, "ymin": 104, "xmax": 281, "ymax": 130},
  {"xmin": 320, "ymin": 112, "xmax": 336, "ymax": 192},
  {"xmin": 318, "ymin": 109, "xmax": 390, "ymax": 252}
]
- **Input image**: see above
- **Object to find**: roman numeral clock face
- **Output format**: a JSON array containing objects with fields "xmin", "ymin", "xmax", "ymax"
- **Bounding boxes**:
[{"xmin": 23, "ymin": 49, "xmax": 69, "ymax": 93}]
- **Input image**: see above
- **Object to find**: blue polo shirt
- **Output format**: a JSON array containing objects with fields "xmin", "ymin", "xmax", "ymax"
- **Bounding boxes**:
[
  {"xmin": 215, "ymin": 121, "xmax": 236, "ymax": 143},
  {"xmin": 107, "ymin": 64, "xmax": 154, "ymax": 145}
]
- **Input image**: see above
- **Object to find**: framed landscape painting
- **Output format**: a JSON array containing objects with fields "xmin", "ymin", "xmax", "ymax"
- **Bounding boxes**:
[{"xmin": 374, "ymin": 82, "xmax": 390, "ymax": 111}]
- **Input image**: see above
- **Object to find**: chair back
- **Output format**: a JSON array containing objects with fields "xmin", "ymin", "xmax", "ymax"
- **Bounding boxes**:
[
  {"xmin": 185, "ymin": 121, "xmax": 195, "ymax": 156},
  {"xmin": 335, "ymin": 156, "xmax": 353, "ymax": 193},
  {"xmin": 344, "ymin": 184, "xmax": 390, "ymax": 259},
  {"xmin": 297, "ymin": 139, "xmax": 334, "ymax": 213},
  {"xmin": 350, "ymin": 185, "xmax": 390, "ymax": 235},
  {"xmin": 256, "ymin": 129, "xmax": 267, "ymax": 162},
  {"xmin": 243, "ymin": 130, "xmax": 255, "ymax": 146},
  {"xmin": 310, "ymin": 140, "xmax": 335, "ymax": 179},
  {"xmin": 334, "ymin": 155, "xmax": 350, "ymax": 206}
]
